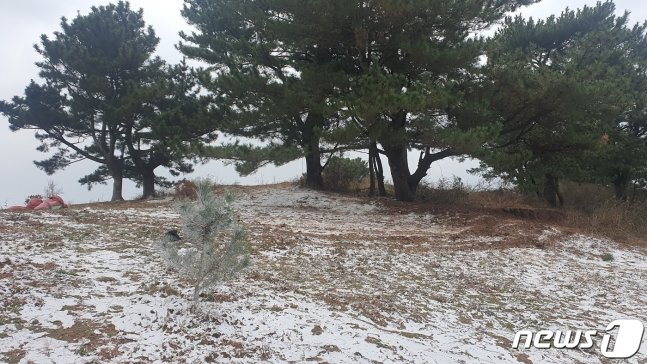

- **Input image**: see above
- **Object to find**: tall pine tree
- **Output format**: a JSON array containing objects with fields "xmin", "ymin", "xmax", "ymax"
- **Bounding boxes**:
[
  {"xmin": 1, "ymin": 2, "xmax": 218, "ymax": 200},
  {"xmin": 179, "ymin": 0, "xmax": 535, "ymax": 199},
  {"xmin": 477, "ymin": 1, "xmax": 646, "ymax": 206},
  {"xmin": 180, "ymin": 0, "xmax": 355, "ymax": 188},
  {"xmin": 0, "ymin": 2, "xmax": 159, "ymax": 201}
]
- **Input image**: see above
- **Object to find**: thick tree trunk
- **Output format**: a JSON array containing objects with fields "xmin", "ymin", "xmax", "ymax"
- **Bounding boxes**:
[
  {"xmin": 110, "ymin": 163, "xmax": 124, "ymax": 202},
  {"xmin": 141, "ymin": 168, "xmax": 156, "ymax": 200},
  {"xmin": 612, "ymin": 170, "xmax": 629, "ymax": 201},
  {"xmin": 305, "ymin": 151, "xmax": 323, "ymax": 189},
  {"xmin": 384, "ymin": 145, "xmax": 417, "ymax": 202},
  {"xmin": 383, "ymin": 143, "xmax": 454, "ymax": 202},
  {"xmin": 380, "ymin": 111, "xmax": 455, "ymax": 202},
  {"xmin": 543, "ymin": 173, "xmax": 563, "ymax": 208}
]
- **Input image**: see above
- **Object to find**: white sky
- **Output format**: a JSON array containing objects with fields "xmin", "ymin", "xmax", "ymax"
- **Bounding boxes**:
[{"xmin": 1, "ymin": 0, "xmax": 646, "ymax": 206}]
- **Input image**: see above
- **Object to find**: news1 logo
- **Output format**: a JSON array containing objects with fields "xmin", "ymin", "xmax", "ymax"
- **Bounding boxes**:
[{"xmin": 512, "ymin": 319, "xmax": 645, "ymax": 359}]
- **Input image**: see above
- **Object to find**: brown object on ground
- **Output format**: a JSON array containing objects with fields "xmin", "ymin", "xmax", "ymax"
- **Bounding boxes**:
[{"xmin": 174, "ymin": 180, "xmax": 197, "ymax": 200}]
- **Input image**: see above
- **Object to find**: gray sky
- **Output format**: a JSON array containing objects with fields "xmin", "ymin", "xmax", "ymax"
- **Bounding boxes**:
[{"xmin": 1, "ymin": 0, "xmax": 646, "ymax": 206}]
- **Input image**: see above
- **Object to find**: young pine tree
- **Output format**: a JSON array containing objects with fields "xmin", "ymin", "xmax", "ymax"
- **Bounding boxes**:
[{"xmin": 156, "ymin": 180, "xmax": 249, "ymax": 311}]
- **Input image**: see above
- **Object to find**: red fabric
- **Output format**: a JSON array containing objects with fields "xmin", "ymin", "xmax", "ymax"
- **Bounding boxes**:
[
  {"xmin": 34, "ymin": 201, "xmax": 52, "ymax": 210},
  {"xmin": 26, "ymin": 197, "xmax": 43, "ymax": 209},
  {"xmin": 48, "ymin": 195, "xmax": 65, "ymax": 206},
  {"xmin": 7, "ymin": 206, "xmax": 28, "ymax": 211},
  {"xmin": 5, "ymin": 195, "xmax": 69, "ymax": 211}
]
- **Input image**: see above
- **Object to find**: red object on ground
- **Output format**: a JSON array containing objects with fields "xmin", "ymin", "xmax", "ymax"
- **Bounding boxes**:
[
  {"xmin": 48, "ymin": 195, "xmax": 68, "ymax": 207},
  {"xmin": 6, "ymin": 206, "xmax": 28, "ymax": 211},
  {"xmin": 26, "ymin": 197, "xmax": 43, "ymax": 209},
  {"xmin": 34, "ymin": 201, "xmax": 52, "ymax": 210},
  {"xmin": 5, "ymin": 195, "xmax": 69, "ymax": 211}
]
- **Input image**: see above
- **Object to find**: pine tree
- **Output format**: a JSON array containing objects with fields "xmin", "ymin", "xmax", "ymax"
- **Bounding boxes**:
[
  {"xmin": 88, "ymin": 60, "xmax": 219, "ymax": 199},
  {"xmin": 157, "ymin": 180, "xmax": 249, "ymax": 311},
  {"xmin": 477, "ymin": 1, "xmax": 647, "ymax": 206},
  {"xmin": 180, "ymin": 0, "xmax": 354, "ymax": 189},
  {"xmin": 0, "ymin": 2, "xmax": 219, "ymax": 200},
  {"xmin": 0, "ymin": 2, "xmax": 160, "ymax": 201},
  {"xmin": 179, "ymin": 0, "xmax": 535, "ymax": 199}
]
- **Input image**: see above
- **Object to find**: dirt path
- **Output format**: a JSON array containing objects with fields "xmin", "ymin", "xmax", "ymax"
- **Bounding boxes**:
[{"xmin": 1, "ymin": 185, "xmax": 645, "ymax": 363}]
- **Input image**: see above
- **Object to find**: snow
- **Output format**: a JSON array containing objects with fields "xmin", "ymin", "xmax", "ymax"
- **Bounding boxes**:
[{"xmin": 0, "ymin": 185, "xmax": 645, "ymax": 363}]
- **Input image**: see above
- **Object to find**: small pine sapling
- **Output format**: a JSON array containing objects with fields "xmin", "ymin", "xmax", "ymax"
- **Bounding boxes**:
[{"xmin": 157, "ymin": 180, "xmax": 249, "ymax": 311}]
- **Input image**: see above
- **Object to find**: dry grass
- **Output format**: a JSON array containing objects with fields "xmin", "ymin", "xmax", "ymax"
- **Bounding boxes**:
[
  {"xmin": 174, "ymin": 180, "xmax": 197, "ymax": 200},
  {"xmin": 48, "ymin": 320, "xmax": 117, "ymax": 346},
  {"xmin": 426, "ymin": 179, "xmax": 647, "ymax": 247},
  {"xmin": 2, "ymin": 348, "xmax": 26, "ymax": 364},
  {"xmin": 366, "ymin": 178, "xmax": 647, "ymax": 247},
  {"xmin": 416, "ymin": 177, "xmax": 470, "ymax": 205},
  {"xmin": 564, "ymin": 200, "xmax": 647, "ymax": 245},
  {"xmin": 550, "ymin": 181, "xmax": 647, "ymax": 246}
]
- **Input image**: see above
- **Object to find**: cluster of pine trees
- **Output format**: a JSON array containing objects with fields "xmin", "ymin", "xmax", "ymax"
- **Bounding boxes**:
[{"xmin": 2, "ymin": 0, "xmax": 646, "ymax": 205}]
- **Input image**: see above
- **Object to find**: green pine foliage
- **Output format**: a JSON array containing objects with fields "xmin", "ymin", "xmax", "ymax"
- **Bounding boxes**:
[
  {"xmin": 475, "ymin": 1, "xmax": 647, "ymax": 206},
  {"xmin": 157, "ymin": 180, "xmax": 250, "ymax": 311},
  {"xmin": 179, "ymin": 0, "xmax": 537, "ymax": 199},
  {"xmin": 3, "ymin": 0, "xmax": 647, "ymax": 207},
  {"xmin": 0, "ymin": 2, "xmax": 160, "ymax": 201},
  {"xmin": 0, "ymin": 2, "xmax": 219, "ymax": 201},
  {"xmin": 180, "ymin": 0, "xmax": 352, "ymax": 188},
  {"xmin": 322, "ymin": 157, "xmax": 369, "ymax": 192}
]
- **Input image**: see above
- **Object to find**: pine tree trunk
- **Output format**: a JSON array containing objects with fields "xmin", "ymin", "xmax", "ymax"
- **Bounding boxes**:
[
  {"xmin": 614, "ymin": 180, "xmax": 628, "ymax": 201},
  {"xmin": 384, "ymin": 145, "xmax": 417, "ymax": 202},
  {"xmin": 302, "ymin": 113, "xmax": 323, "ymax": 189},
  {"xmin": 382, "ymin": 112, "xmax": 420, "ymax": 202},
  {"xmin": 305, "ymin": 151, "xmax": 323, "ymax": 189},
  {"xmin": 375, "ymin": 149, "xmax": 387, "ymax": 197},
  {"xmin": 110, "ymin": 172, "xmax": 124, "ymax": 202},
  {"xmin": 368, "ymin": 146, "xmax": 377, "ymax": 197},
  {"xmin": 110, "ymin": 164, "xmax": 124, "ymax": 202},
  {"xmin": 141, "ymin": 169, "xmax": 156, "ymax": 200},
  {"xmin": 612, "ymin": 170, "xmax": 629, "ymax": 201},
  {"xmin": 543, "ymin": 173, "xmax": 563, "ymax": 208},
  {"xmin": 369, "ymin": 142, "xmax": 387, "ymax": 197},
  {"xmin": 381, "ymin": 111, "xmax": 453, "ymax": 202}
]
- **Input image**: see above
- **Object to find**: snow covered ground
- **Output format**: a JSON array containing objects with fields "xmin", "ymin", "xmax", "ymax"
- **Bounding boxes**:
[{"xmin": 0, "ymin": 184, "xmax": 645, "ymax": 363}]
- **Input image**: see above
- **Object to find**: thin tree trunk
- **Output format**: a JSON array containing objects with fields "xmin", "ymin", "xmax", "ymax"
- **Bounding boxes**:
[
  {"xmin": 369, "ymin": 142, "xmax": 386, "ymax": 197},
  {"xmin": 368, "ymin": 161, "xmax": 376, "ymax": 196},
  {"xmin": 368, "ymin": 146, "xmax": 377, "ymax": 197},
  {"xmin": 103, "ymin": 130, "xmax": 124, "ymax": 202},
  {"xmin": 375, "ymin": 149, "xmax": 387, "ymax": 197}
]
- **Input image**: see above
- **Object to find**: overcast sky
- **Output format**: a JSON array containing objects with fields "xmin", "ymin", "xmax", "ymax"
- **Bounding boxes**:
[{"xmin": 1, "ymin": 0, "xmax": 646, "ymax": 206}]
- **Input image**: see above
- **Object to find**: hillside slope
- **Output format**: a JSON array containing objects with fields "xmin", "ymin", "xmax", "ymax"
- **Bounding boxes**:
[{"xmin": 1, "ymin": 184, "xmax": 645, "ymax": 363}]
